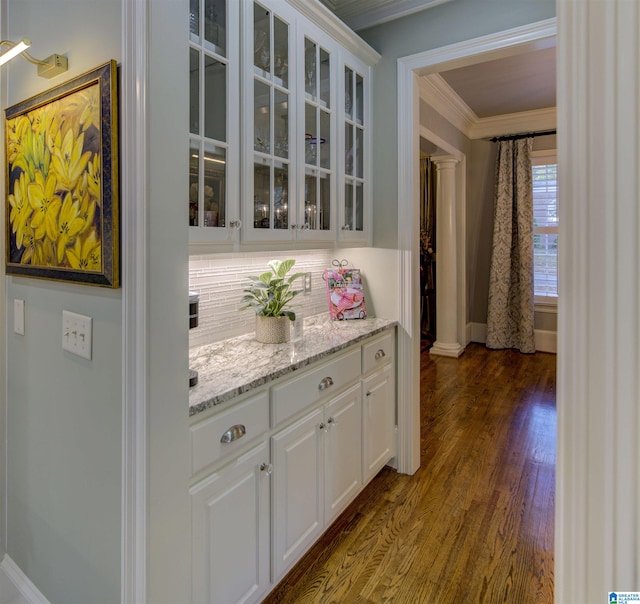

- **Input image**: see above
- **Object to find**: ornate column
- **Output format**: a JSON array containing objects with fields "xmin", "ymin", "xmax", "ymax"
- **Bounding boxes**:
[{"xmin": 430, "ymin": 156, "xmax": 464, "ymax": 358}]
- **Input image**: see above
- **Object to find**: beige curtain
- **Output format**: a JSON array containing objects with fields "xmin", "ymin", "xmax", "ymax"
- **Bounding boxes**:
[{"xmin": 486, "ymin": 138, "xmax": 536, "ymax": 353}]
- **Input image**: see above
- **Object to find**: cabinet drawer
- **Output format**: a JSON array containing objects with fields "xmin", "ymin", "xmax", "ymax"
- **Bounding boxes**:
[
  {"xmin": 362, "ymin": 331, "xmax": 394, "ymax": 374},
  {"xmin": 191, "ymin": 390, "xmax": 269, "ymax": 475},
  {"xmin": 271, "ymin": 347, "xmax": 360, "ymax": 426}
]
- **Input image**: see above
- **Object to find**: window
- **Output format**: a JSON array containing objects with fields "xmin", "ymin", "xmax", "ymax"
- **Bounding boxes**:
[{"xmin": 531, "ymin": 151, "xmax": 558, "ymax": 304}]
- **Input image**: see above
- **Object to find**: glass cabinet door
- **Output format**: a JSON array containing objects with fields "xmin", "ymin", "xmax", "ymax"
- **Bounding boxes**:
[
  {"xmin": 190, "ymin": 0, "xmax": 373, "ymax": 245},
  {"xmin": 342, "ymin": 65, "xmax": 366, "ymax": 238},
  {"xmin": 303, "ymin": 38, "xmax": 331, "ymax": 234},
  {"xmin": 189, "ymin": 0, "xmax": 239, "ymax": 238},
  {"xmin": 247, "ymin": 1, "xmax": 293, "ymax": 238}
]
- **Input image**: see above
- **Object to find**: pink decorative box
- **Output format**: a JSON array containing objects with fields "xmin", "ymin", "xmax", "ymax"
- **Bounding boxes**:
[{"xmin": 323, "ymin": 267, "xmax": 367, "ymax": 320}]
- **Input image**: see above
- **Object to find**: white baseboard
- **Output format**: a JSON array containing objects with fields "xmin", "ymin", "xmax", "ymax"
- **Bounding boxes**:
[
  {"xmin": 534, "ymin": 329, "xmax": 557, "ymax": 353},
  {"xmin": 467, "ymin": 322, "xmax": 557, "ymax": 353},
  {"xmin": 0, "ymin": 555, "xmax": 50, "ymax": 604},
  {"xmin": 469, "ymin": 322, "xmax": 487, "ymax": 344}
]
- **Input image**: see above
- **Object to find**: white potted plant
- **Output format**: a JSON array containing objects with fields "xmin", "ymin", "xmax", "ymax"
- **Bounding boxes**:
[{"xmin": 240, "ymin": 259, "xmax": 304, "ymax": 343}]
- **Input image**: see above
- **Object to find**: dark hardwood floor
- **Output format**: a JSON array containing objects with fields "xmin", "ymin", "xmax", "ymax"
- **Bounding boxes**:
[{"xmin": 265, "ymin": 343, "xmax": 556, "ymax": 603}]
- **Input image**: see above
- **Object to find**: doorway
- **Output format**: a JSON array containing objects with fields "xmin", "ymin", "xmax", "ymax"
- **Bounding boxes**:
[
  {"xmin": 393, "ymin": 17, "xmax": 557, "ymax": 477},
  {"xmin": 419, "ymin": 154, "xmax": 436, "ymax": 350}
]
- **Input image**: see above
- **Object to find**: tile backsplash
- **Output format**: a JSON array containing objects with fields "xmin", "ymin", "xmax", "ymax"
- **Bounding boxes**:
[{"xmin": 189, "ymin": 249, "xmax": 337, "ymax": 347}]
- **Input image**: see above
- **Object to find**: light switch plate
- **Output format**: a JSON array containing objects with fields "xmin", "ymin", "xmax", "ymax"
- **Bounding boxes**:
[
  {"xmin": 304, "ymin": 272, "xmax": 312, "ymax": 294},
  {"xmin": 14, "ymin": 299, "xmax": 24, "ymax": 335},
  {"xmin": 62, "ymin": 310, "xmax": 93, "ymax": 360}
]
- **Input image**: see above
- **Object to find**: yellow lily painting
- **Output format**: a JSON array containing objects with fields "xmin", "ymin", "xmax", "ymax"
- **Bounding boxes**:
[{"xmin": 5, "ymin": 60, "xmax": 119, "ymax": 287}]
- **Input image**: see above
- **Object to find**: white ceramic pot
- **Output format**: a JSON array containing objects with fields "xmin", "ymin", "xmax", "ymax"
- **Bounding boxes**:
[{"xmin": 255, "ymin": 315, "xmax": 290, "ymax": 344}]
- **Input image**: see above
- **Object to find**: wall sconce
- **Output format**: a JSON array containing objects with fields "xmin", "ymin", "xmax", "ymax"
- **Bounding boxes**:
[{"xmin": 0, "ymin": 38, "xmax": 68, "ymax": 78}]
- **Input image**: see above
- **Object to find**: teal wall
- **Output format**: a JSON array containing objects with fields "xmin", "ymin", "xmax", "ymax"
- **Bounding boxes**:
[
  {"xmin": 4, "ymin": 1, "xmax": 122, "ymax": 602},
  {"xmin": 358, "ymin": 0, "xmax": 557, "ymax": 249}
]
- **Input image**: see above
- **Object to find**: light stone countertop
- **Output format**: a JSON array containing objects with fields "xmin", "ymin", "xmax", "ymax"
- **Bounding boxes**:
[{"xmin": 188, "ymin": 314, "xmax": 397, "ymax": 417}]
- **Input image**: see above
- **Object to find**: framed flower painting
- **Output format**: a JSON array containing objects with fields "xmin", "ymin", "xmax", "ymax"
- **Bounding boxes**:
[{"xmin": 5, "ymin": 60, "xmax": 119, "ymax": 287}]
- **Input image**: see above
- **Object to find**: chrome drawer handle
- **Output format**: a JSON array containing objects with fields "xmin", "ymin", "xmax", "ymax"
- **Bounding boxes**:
[
  {"xmin": 318, "ymin": 376, "xmax": 334, "ymax": 391},
  {"xmin": 374, "ymin": 349, "xmax": 386, "ymax": 360},
  {"xmin": 220, "ymin": 424, "xmax": 246, "ymax": 444}
]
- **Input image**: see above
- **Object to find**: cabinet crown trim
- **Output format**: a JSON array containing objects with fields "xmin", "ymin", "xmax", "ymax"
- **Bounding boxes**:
[{"xmin": 285, "ymin": 0, "xmax": 381, "ymax": 65}]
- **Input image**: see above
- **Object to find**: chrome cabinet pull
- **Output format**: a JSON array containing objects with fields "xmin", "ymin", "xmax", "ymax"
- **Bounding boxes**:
[
  {"xmin": 220, "ymin": 424, "xmax": 246, "ymax": 444},
  {"xmin": 366, "ymin": 391, "xmax": 372, "ymax": 397},
  {"xmin": 374, "ymin": 349, "xmax": 386, "ymax": 360},
  {"xmin": 319, "ymin": 422, "xmax": 328, "ymax": 433},
  {"xmin": 260, "ymin": 462, "xmax": 272, "ymax": 475},
  {"xmin": 319, "ymin": 376, "xmax": 334, "ymax": 391},
  {"xmin": 327, "ymin": 416, "xmax": 336, "ymax": 429}
]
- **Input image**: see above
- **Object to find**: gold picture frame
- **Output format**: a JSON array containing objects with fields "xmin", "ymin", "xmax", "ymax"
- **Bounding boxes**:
[{"xmin": 5, "ymin": 60, "xmax": 119, "ymax": 287}]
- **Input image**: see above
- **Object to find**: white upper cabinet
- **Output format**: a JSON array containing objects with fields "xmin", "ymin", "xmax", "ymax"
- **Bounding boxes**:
[
  {"xmin": 339, "ymin": 56, "xmax": 370, "ymax": 242},
  {"xmin": 242, "ymin": 0, "xmax": 298, "ymax": 243},
  {"xmin": 189, "ymin": 0, "xmax": 379, "ymax": 248},
  {"xmin": 189, "ymin": 0, "xmax": 241, "ymax": 243},
  {"xmin": 297, "ymin": 28, "xmax": 336, "ymax": 242}
]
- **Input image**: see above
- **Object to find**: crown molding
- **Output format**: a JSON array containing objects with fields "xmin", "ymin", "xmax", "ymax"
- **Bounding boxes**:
[
  {"xmin": 419, "ymin": 72, "xmax": 556, "ymax": 140},
  {"xmin": 336, "ymin": 0, "xmax": 455, "ymax": 31},
  {"xmin": 470, "ymin": 107, "xmax": 556, "ymax": 139},
  {"xmin": 418, "ymin": 73, "xmax": 477, "ymax": 136},
  {"xmin": 286, "ymin": 0, "xmax": 381, "ymax": 65}
]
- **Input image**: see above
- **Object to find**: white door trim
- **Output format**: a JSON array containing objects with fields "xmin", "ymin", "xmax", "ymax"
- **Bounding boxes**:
[
  {"xmin": 121, "ymin": 0, "xmax": 148, "ymax": 602},
  {"xmin": 395, "ymin": 60, "xmax": 421, "ymax": 474},
  {"xmin": 556, "ymin": 0, "xmax": 640, "ymax": 598},
  {"xmin": 395, "ymin": 19, "xmax": 557, "ymax": 475}
]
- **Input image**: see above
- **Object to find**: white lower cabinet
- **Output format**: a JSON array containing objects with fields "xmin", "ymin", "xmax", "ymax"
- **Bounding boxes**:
[
  {"xmin": 271, "ymin": 383, "xmax": 363, "ymax": 580},
  {"xmin": 362, "ymin": 364, "xmax": 395, "ymax": 484},
  {"xmin": 190, "ymin": 328, "xmax": 395, "ymax": 603},
  {"xmin": 191, "ymin": 441, "xmax": 271, "ymax": 604},
  {"xmin": 323, "ymin": 385, "xmax": 363, "ymax": 524},
  {"xmin": 271, "ymin": 407, "xmax": 324, "ymax": 579}
]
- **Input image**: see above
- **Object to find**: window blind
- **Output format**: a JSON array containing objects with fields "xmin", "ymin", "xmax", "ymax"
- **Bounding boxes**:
[{"xmin": 532, "ymin": 162, "xmax": 558, "ymax": 299}]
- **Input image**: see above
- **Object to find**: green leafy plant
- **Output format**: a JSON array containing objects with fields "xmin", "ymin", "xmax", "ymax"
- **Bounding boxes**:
[{"xmin": 240, "ymin": 259, "xmax": 305, "ymax": 320}]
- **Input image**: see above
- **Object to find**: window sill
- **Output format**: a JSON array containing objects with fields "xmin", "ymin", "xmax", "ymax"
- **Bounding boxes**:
[{"xmin": 535, "ymin": 300, "xmax": 558, "ymax": 314}]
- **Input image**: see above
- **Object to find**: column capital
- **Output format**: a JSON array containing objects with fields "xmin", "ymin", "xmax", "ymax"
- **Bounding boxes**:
[{"xmin": 431, "ymin": 155, "xmax": 459, "ymax": 168}]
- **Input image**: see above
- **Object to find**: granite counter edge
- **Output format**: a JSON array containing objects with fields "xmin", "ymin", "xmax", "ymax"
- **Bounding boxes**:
[{"xmin": 189, "ymin": 321, "xmax": 397, "ymax": 417}]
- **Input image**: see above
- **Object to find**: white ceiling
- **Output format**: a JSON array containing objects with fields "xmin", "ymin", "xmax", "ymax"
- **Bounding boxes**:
[
  {"xmin": 438, "ymin": 46, "xmax": 556, "ymax": 118},
  {"xmin": 320, "ymin": 0, "xmax": 557, "ymax": 123}
]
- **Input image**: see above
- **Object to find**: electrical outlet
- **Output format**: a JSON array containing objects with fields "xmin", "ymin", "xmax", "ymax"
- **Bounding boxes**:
[
  {"xmin": 62, "ymin": 310, "xmax": 93, "ymax": 360},
  {"xmin": 304, "ymin": 272, "xmax": 312, "ymax": 294}
]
